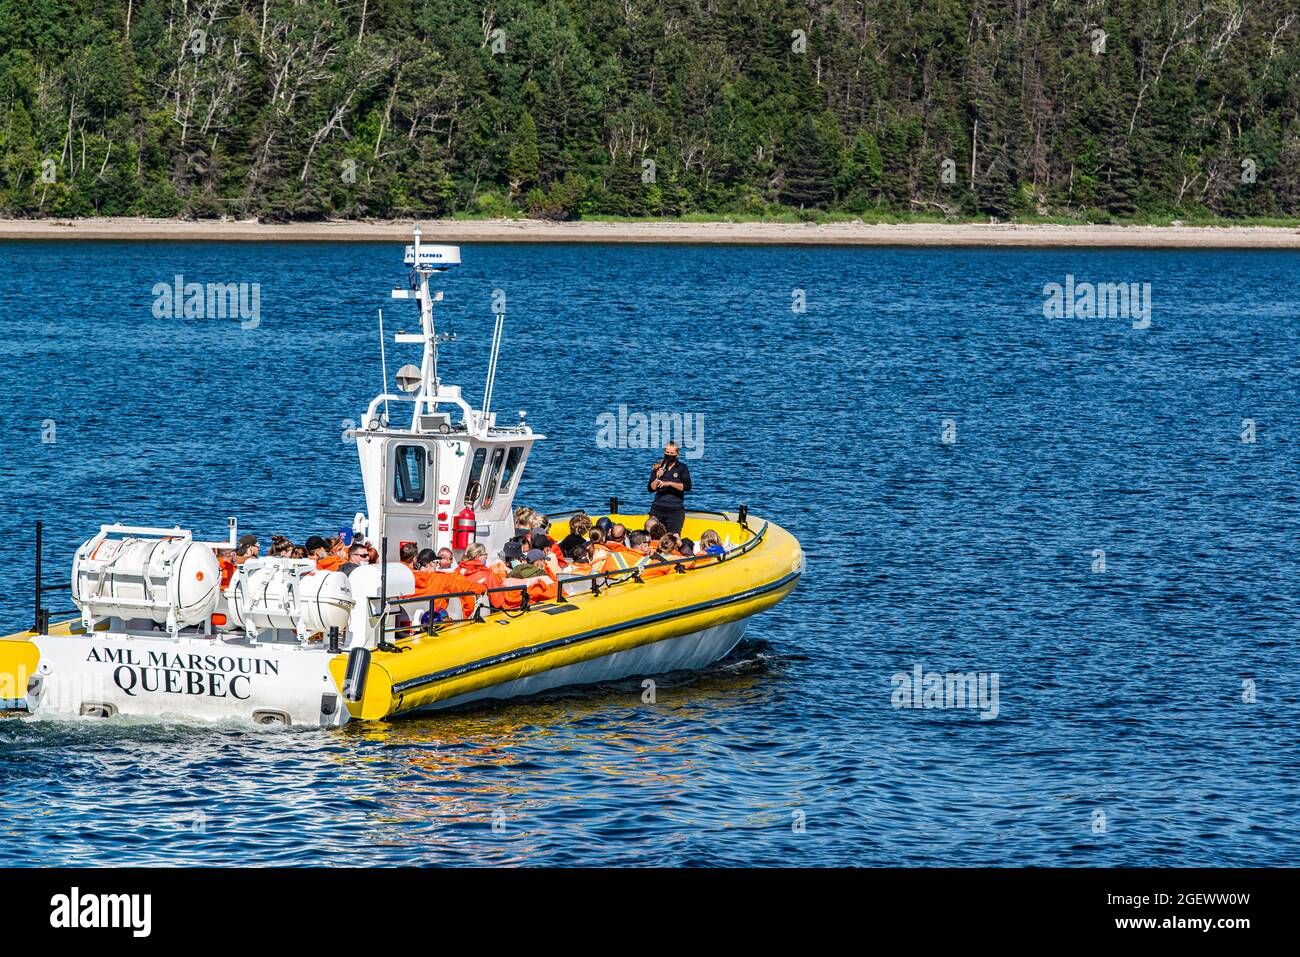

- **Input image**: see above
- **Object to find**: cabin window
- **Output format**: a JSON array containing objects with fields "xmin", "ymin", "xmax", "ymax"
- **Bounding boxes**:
[
  {"xmin": 393, "ymin": 445, "xmax": 427, "ymax": 503},
  {"xmin": 499, "ymin": 446, "xmax": 524, "ymax": 493},
  {"xmin": 480, "ymin": 448, "xmax": 505, "ymax": 508},
  {"xmin": 464, "ymin": 447, "xmax": 487, "ymax": 504}
]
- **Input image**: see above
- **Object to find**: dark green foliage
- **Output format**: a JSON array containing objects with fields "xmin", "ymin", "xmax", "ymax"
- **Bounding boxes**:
[{"xmin": 0, "ymin": 0, "xmax": 1297, "ymax": 219}]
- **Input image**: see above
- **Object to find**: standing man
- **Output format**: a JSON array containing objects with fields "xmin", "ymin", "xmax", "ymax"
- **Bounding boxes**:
[{"xmin": 647, "ymin": 441, "xmax": 692, "ymax": 535}]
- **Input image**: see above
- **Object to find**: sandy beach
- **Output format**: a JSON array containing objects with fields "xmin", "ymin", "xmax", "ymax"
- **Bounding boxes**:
[{"xmin": 2, "ymin": 217, "xmax": 1299, "ymax": 248}]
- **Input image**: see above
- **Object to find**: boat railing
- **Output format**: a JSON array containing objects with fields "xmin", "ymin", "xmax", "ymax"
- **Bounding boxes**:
[
  {"xmin": 543, "ymin": 500, "xmax": 750, "ymax": 528},
  {"xmin": 368, "ymin": 515, "xmax": 770, "ymax": 643},
  {"xmin": 33, "ymin": 521, "xmax": 78, "ymax": 633}
]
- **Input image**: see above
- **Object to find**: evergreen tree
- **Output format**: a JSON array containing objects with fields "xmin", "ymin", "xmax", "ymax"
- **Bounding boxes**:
[
  {"xmin": 508, "ymin": 110, "xmax": 540, "ymax": 197},
  {"xmin": 779, "ymin": 115, "xmax": 835, "ymax": 208},
  {"xmin": 0, "ymin": 0, "xmax": 1295, "ymax": 220}
]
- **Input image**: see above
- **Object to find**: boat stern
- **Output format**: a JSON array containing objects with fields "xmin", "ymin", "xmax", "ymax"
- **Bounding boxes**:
[{"xmin": 1, "ymin": 629, "xmax": 350, "ymax": 728}]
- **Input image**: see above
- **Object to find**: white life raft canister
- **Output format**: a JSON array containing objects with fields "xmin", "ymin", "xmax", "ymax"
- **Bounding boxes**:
[
  {"xmin": 226, "ymin": 561, "xmax": 354, "ymax": 636},
  {"xmin": 71, "ymin": 536, "xmax": 220, "ymax": 627}
]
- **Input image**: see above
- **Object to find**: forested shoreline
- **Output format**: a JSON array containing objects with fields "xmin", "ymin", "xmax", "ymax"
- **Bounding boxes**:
[{"xmin": 1, "ymin": 0, "xmax": 1297, "ymax": 222}]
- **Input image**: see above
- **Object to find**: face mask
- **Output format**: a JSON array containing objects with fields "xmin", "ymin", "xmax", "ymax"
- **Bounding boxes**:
[{"xmin": 663, "ymin": 454, "xmax": 677, "ymax": 463}]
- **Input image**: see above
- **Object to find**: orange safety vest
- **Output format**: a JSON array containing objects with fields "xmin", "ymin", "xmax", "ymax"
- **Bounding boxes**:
[
  {"xmin": 556, "ymin": 562, "xmax": 596, "ymax": 595},
  {"xmin": 412, "ymin": 569, "xmax": 487, "ymax": 618},
  {"xmin": 490, "ymin": 573, "xmax": 556, "ymax": 609},
  {"xmin": 601, "ymin": 542, "xmax": 639, "ymax": 573},
  {"xmin": 641, "ymin": 551, "xmax": 684, "ymax": 579}
]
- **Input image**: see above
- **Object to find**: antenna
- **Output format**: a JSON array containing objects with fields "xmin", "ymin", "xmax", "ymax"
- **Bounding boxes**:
[
  {"xmin": 378, "ymin": 307, "xmax": 390, "ymax": 423},
  {"xmin": 483, "ymin": 305, "xmax": 504, "ymax": 416},
  {"xmin": 394, "ymin": 229, "xmax": 461, "ymax": 427}
]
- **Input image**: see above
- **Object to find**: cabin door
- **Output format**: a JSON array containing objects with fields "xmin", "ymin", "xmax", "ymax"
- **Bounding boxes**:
[{"xmin": 379, "ymin": 440, "xmax": 437, "ymax": 562}]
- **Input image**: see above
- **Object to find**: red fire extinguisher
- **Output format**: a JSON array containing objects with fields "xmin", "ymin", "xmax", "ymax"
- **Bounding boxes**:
[{"xmin": 452, "ymin": 506, "xmax": 477, "ymax": 550}]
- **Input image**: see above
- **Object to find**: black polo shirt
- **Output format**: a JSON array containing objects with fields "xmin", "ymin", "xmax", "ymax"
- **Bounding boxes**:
[{"xmin": 648, "ymin": 459, "xmax": 692, "ymax": 510}]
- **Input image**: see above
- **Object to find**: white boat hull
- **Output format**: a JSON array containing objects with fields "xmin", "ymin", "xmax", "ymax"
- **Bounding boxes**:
[
  {"xmin": 16, "ymin": 633, "xmax": 347, "ymax": 727},
  {"xmin": 7, "ymin": 620, "xmax": 747, "ymax": 726}
]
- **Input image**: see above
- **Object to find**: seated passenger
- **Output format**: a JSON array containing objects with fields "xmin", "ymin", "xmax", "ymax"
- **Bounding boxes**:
[
  {"xmin": 308, "ymin": 536, "xmax": 344, "ymax": 571},
  {"xmin": 599, "ymin": 526, "xmax": 642, "ymax": 573},
  {"xmin": 399, "ymin": 542, "xmax": 419, "ymax": 569},
  {"xmin": 557, "ymin": 512, "xmax": 593, "ymax": 559},
  {"xmin": 514, "ymin": 506, "xmax": 541, "ymax": 538},
  {"xmin": 559, "ymin": 543, "xmax": 594, "ymax": 576},
  {"xmin": 232, "ymin": 534, "xmax": 259, "ymax": 567},
  {"xmin": 509, "ymin": 548, "xmax": 548, "ymax": 580},
  {"xmin": 679, "ymin": 536, "xmax": 695, "ymax": 556},
  {"xmin": 698, "ymin": 529, "xmax": 725, "ymax": 557},
  {"xmin": 644, "ymin": 517, "xmax": 668, "ymax": 543},
  {"xmin": 437, "ymin": 547, "xmax": 454, "ymax": 569},
  {"xmin": 657, "ymin": 533, "xmax": 683, "ymax": 557},
  {"xmin": 628, "ymin": 529, "xmax": 653, "ymax": 557},
  {"xmin": 500, "ymin": 538, "xmax": 525, "ymax": 567},
  {"xmin": 458, "ymin": 543, "xmax": 492, "ymax": 583},
  {"xmin": 332, "ymin": 530, "xmax": 353, "ymax": 560},
  {"xmin": 499, "ymin": 551, "xmax": 558, "ymax": 605},
  {"xmin": 641, "ymin": 545, "xmax": 678, "ymax": 578},
  {"xmin": 411, "ymin": 557, "xmax": 486, "ymax": 619},
  {"xmin": 340, "ymin": 543, "xmax": 370, "ymax": 574},
  {"xmin": 586, "ymin": 527, "xmax": 609, "ymax": 566},
  {"xmin": 215, "ymin": 548, "xmax": 237, "ymax": 588}
]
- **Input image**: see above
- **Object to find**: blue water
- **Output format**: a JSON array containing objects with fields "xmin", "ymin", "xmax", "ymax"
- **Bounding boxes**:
[{"xmin": 0, "ymin": 239, "xmax": 1297, "ymax": 866}]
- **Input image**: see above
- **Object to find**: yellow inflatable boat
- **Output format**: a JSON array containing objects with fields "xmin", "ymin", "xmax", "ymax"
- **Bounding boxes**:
[
  {"xmin": 333, "ymin": 511, "xmax": 802, "ymax": 720},
  {"xmin": 0, "ymin": 230, "xmax": 802, "ymax": 726},
  {"xmin": 1, "ymin": 510, "xmax": 800, "ymax": 725}
]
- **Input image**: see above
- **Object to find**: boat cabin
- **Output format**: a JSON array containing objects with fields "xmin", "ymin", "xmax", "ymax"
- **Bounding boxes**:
[{"xmin": 348, "ymin": 232, "xmax": 542, "ymax": 562}]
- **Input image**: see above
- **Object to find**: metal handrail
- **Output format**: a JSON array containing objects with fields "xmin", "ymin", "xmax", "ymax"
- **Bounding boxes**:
[
  {"xmin": 545, "ymin": 505, "xmax": 741, "ymax": 523},
  {"xmin": 33, "ymin": 521, "xmax": 75, "ymax": 633},
  {"xmin": 369, "ymin": 519, "xmax": 770, "ymax": 637}
]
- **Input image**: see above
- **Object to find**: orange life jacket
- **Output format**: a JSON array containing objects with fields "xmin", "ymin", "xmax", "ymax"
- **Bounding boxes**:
[
  {"xmin": 489, "ymin": 573, "xmax": 556, "ymax": 609},
  {"xmin": 218, "ymin": 559, "xmax": 236, "ymax": 589},
  {"xmin": 601, "ymin": 542, "xmax": 641, "ymax": 574},
  {"xmin": 316, "ymin": 555, "xmax": 344, "ymax": 572},
  {"xmin": 412, "ymin": 569, "xmax": 487, "ymax": 618},
  {"xmin": 641, "ymin": 552, "xmax": 683, "ymax": 579},
  {"xmin": 555, "ymin": 562, "xmax": 596, "ymax": 595}
]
